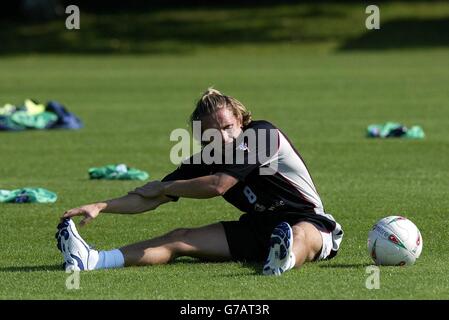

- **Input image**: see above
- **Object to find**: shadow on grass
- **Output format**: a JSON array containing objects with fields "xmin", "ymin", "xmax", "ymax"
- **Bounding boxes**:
[
  {"xmin": 209, "ymin": 263, "xmax": 263, "ymax": 277},
  {"xmin": 171, "ymin": 258, "xmax": 263, "ymax": 275},
  {"xmin": 318, "ymin": 262, "xmax": 372, "ymax": 269},
  {"xmin": 0, "ymin": 264, "xmax": 62, "ymax": 273},
  {"xmin": 240, "ymin": 262, "xmax": 264, "ymax": 275},
  {"xmin": 0, "ymin": 262, "xmax": 373, "ymax": 275},
  {"xmin": 171, "ymin": 258, "xmax": 375, "ymax": 274},
  {"xmin": 0, "ymin": 259, "xmax": 259, "ymax": 274},
  {"xmin": 210, "ymin": 261, "xmax": 377, "ymax": 276},
  {"xmin": 340, "ymin": 17, "xmax": 449, "ymax": 51},
  {"xmin": 217, "ymin": 262, "xmax": 376, "ymax": 275}
]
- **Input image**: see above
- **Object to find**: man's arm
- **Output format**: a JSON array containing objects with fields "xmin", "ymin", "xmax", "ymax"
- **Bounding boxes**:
[
  {"xmin": 133, "ymin": 173, "xmax": 239, "ymax": 199},
  {"xmin": 163, "ymin": 173, "xmax": 238, "ymax": 198},
  {"xmin": 100, "ymin": 193, "xmax": 172, "ymax": 214},
  {"xmin": 62, "ymin": 193, "xmax": 172, "ymax": 226}
]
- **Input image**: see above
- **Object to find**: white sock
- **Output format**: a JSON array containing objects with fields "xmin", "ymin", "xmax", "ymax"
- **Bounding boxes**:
[
  {"xmin": 93, "ymin": 249, "xmax": 125, "ymax": 270},
  {"xmin": 288, "ymin": 252, "xmax": 296, "ymax": 270}
]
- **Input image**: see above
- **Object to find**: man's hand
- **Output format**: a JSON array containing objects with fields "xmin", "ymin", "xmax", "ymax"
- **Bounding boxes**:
[
  {"xmin": 131, "ymin": 180, "xmax": 166, "ymax": 198},
  {"xmin": 61, "ymin": 203, "xmax": 106, "ymax": 227}
]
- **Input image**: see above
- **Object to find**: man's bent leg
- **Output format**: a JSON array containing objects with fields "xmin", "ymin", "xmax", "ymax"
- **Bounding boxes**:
[
  {"xmin": 291, "ymin": 222, "xmax": 323, "ymax": 268},
  {"xmin": 262, "ymin": 221, "xmax": 323, "ymax": 275}
]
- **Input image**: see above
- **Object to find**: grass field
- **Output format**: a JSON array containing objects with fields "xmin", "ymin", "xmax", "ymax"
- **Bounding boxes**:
[{"xmin": 1, "ymin": 3, "xmax": 449, "ymax": 300}]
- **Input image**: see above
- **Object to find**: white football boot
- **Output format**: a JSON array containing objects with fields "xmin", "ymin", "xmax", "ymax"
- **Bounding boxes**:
[
  {"xmin": 55, "ymin": 218, "xmax": 99, "ymax": 271},
  {"xmin": 263, "ymin": 222, "xmax": 296, "ymax": 276}
]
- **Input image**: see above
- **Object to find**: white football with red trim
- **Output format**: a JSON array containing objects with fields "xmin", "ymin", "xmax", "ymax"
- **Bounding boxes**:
[{"xmin": 367, "ymin": 216, "xmax": 423, "ymax": 266}]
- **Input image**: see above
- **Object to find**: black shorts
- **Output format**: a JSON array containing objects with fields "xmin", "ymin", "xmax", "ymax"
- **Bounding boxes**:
[{"xmin": 221, "ymin": 212, "xmax": 336, "ymax": 262}]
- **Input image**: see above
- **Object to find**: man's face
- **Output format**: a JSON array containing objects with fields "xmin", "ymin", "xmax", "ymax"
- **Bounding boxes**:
[{"xmin": 201, "ymin": 107, "xmax": 243, "ymax": 145}]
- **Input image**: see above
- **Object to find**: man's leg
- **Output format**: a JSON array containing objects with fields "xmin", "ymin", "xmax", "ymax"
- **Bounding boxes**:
[
  {"xmin": 56, "ymin": 219, "xmax": 232, "ymax": 271},
  {"xmin": 290, "ymin": 222, "xmax": 323, "ymax": 267},
  {"xmin": 120, "ymin": 223, "xmax": 232, "ymax": 266}
]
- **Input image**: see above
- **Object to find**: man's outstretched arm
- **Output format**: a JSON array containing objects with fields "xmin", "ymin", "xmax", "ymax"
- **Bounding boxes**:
[
  {"xmin": 101, "ymin": 193, "xmax": 172, "ymax": 214},
  {"xmin": 62, "ymin": 193, "xmax": 171, "ymax": 226}
]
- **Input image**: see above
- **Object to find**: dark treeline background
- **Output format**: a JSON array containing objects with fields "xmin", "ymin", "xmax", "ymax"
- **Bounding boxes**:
[{"xmin": 1, "ymin": 0, "xmax": 443, "ymax": 20}]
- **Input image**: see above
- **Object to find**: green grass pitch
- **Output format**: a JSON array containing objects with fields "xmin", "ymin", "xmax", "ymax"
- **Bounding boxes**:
[{"xmin": 1, "ymin": 3, "xmax": 449, "ymax": 300}]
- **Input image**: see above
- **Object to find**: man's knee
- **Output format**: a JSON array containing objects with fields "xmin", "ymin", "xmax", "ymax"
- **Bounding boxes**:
[
  {"xmin": 167, "ymin": 228, "xmax": 191, "ymax": 242},
  {"xmin": 165, "ymin": 228, "xmax": 194, "ymax": 255},
  {"xmin": 291, "ymin": 223, "xmax": 322, "ymax": 264}
]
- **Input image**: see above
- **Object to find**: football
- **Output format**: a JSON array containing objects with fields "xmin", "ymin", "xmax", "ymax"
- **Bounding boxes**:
[{"xmin": 368, "ymin": 216, "xmax": 423, "ymax": 266}]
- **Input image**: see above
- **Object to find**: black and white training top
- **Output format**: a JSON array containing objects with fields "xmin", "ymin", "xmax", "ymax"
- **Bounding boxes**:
[{"xmin": 162, "ymin": 120, "xmax": 337, "ymax": 232}]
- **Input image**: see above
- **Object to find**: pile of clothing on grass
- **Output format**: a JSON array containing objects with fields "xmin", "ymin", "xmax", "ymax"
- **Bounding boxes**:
[
  {"xmin": 0, "ymin": 188, "xmax": 57, "ymax": 203},
  {"xmin": 89, "ymin": 164, "xmax": 149, "ymax": 181},
  {"xmin": 0, "ymin": 99, "xmax": 83, "ymax": 131},
  {"xmin": 367, "ymin": 122, "xmax": 425, "ymax": 139}
]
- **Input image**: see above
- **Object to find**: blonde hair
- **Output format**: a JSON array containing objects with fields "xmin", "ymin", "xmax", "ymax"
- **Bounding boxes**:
[{"xmin": 190, "ymin": 88, "xmax": 252, "ymax": 129}]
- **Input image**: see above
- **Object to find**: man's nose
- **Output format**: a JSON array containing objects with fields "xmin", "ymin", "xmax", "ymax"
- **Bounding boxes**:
[{"xmin": 220, "ymin": 130, "xmax": 231, "ymax": 143}]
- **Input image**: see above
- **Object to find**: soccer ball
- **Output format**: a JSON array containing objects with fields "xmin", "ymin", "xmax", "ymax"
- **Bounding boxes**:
[{"xmin": 367, "ymin": 216, "xmax": 423, "ymax": 266}]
